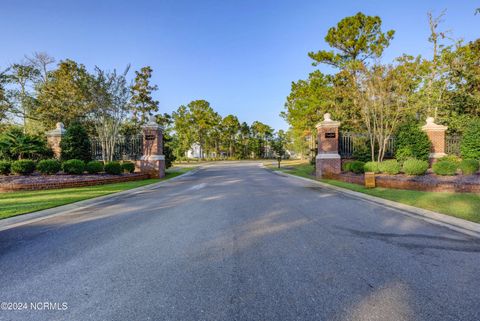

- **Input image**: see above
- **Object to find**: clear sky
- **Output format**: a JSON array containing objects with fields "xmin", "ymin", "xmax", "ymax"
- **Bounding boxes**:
[{"xmin": 1, "ymin": 0, "xmax": 479, "ymax": 130}]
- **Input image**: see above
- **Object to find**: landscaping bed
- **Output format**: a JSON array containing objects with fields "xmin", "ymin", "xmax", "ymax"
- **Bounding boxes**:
[
  {"xmin": 0, "ymin": 173, "xmax": 150, "ymax": 192},
  {"xmin": 335, "ymin": 172, "xmax": 480, "ymax": 193}
]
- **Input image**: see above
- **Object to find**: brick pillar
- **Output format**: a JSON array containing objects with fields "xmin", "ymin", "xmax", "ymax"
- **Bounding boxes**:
[
  {"xmin": 422, "ymin": 117, "xmax": 448, "ymax": 165},
  {"xmin": 46, "ymin": 122, "xmax": 66, "ymax": 159},
  {"xmin": 316, "ymin": 113, "xmax": 341, "ymax": 178},
  {"xmin": 136, "ymin": 116, "xmax": 166, "ymax": 178}
]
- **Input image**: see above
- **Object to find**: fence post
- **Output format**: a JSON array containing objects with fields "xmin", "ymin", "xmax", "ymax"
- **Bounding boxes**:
[
  {"xmin": 421, "ymin": 117, "xmax": 448, "ymax": 165},
  {"xmin": 316, "ymin": 113, "xmax": 341, "ymax": 178},
  {"xmin": 137, "ymin": 116, "xmax": 165, "ymax": 178},
  {"xmin": 46, "ymin": 122, "xmax": 66, "ymax": 159}
]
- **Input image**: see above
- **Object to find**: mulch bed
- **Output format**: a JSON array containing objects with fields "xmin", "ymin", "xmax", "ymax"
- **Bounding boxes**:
[
  {"xmin": 336, "ymin": 172, "xmax": 480, "ymax": 193},
  {"xmin": 0, "ymin": 173, "xmax": 150, "ymax": 192}
]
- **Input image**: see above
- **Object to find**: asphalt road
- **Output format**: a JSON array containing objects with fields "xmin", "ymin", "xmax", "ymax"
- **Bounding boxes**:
[{"xmin": 1, "ymin": 162, "xmax": 479, "ymax": 321}]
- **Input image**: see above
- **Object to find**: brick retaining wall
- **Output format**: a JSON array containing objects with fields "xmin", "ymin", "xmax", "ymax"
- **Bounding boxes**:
[
  {"xmin": 331, "ymin": 173, "xmax": 480, "ymax": 193},
  {"xmin": 0, "ymin": 174, "xmax": 151, "ymax": 192}
]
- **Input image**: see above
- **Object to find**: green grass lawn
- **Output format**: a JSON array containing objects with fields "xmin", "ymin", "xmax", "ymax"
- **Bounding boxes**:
[
  {"xmin": 0, "ymin": 168, "xmax": 192, "ymax": 220},
  {"xmin": 269, "ymin": 161, "xmax": 480, "ymax": 223}
]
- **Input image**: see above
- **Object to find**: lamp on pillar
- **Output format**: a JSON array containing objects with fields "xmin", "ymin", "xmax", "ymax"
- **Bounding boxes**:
[
  {"xmin": 316, "ymin": 113, "xmax": 341, "ymax": 178},
  {"xmin": 421, "ymin": 117, "xmax": 448, "ymax": 165},
  {"xmin": 137, "ymin": 115, "xmax": 166, "ymax": 178}
]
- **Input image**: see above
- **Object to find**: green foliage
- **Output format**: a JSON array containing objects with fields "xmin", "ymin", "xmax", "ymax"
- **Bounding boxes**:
[
  {"xmin": 378, "ymin": 160, "xmax": 400, "ymax": 175},
  {"xmin": 395, "ymin": 122, "xmax": 430, "ymax": 162},
  {"xmin": 352, "ymin": 136, "xmax": 372, "ymax": 162},
  {"xmin": 37, "ymin": 159, "xmax": 61, "ymax": 175},
  {"xmin": 402, "ymin": 158, "xmax": 429, "ymax": 175},
  {"xmin": 460, "ymin": 118, "xmax": 480, "ymax": 160},
  {"xmin": 432, "ymin": 161, "xmax": 458, "ymax": 176},
  {"xmin": 364, "ymin": 161, "xmax": 380, "ymax": 173},
  {"xmin": 458, "ymin": 159, "xmax": 479, "ymax": 175},
  {"xmin": 130, "ymin": 66, "xmax": 159, "ymax": 124},
  {"xmin": 0, "ymin": 160, "xmax": 11, "ymax": 175},
  {"xmin": 62, "ymin": 159, "xmax": 85, "ymax": 175},
  {"xmin": 60, "ymin": 122, "xmax": 91, "ymax": 162},
  {"xmin": 86, "ymin": 161, "xmax": 104, "ymax": 174},
  {"xmin": 342, "ymin": 160, "xmax": 353, "ymax": 172},
  {"xmin": 349, "ymin": 161, "xmax": 365, "ymax": 174},
  {"xmin": 121, "ymin": 161, "xmax": 135, "ymax": 173},
  {"xmin": 163, "ymin": 132, "xmax": 176, "ymax": 169},
  {"xmin": 11, "ymin": 159, "xmax": 36, "ymax": 175},
  {"xmin": 104, "ymin": 162, "xmax": 122, "ymax": 175},
  {"xmin": 437, "ymin": 155, "xmax": 461, "ymax": 165},
  {"xmin": 0, "ymin": 127, "xmax": 52, "ymax": 160}
]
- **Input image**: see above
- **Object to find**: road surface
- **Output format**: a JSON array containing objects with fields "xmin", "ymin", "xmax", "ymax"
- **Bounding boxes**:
[{"xmin": 1, "ymin": 162, "xmax": 479, "ymax": 321}]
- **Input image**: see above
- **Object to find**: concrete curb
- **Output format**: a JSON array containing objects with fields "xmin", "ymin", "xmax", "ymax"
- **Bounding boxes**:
[
  {"xmin": 267, "ymin": 168, "xmax": 480, "ymax": 239},
  {"xmin": 0, "ymin": 168, "xmax": 200, "ymax": 232}
]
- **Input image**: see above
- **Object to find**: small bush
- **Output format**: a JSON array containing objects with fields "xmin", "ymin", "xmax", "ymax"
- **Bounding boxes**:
[
  {"xmin": 349, "ymin": 161, "xmax": 365, "ymax": 174},
  {"xmin": 121, "ymin": 161, "xmax": 135, "ymax": 173},
  {"xmin": 37, "ymin": 159, "xmax": 61, "ymax": 175},
  {"xmin": 379, "ymin": 160, "xmax": 400, "ymax": 175},
  {"xmin": 86, "ymin": 161, "xmax": 104, "ymax": 174},
  {"xmin": 461, "ymin": 118, "xmax": 480, "ymax": 160},
  {"xmin": 104, "ymin": 162, "xmax": 122, "ymax": 175},
  {"xmin": 352, "ymin": 136, "xmax": 371, "ymax": 162},
  {"xmin": 437, "ymin": 155, "xmax": 461, "ymax": 165},
  {"xmin": 62, "ymin": 159, "xmax": 85, "ymax": 175},
  {"xmin": 342, "ymin": 161, "xmax": 354, "ymax": 172},
  {"xmin": 364, "ymin": 161, "xmax": 380, "ymax": 173},
  {"xmin": 432, "ymin": 160, "xmax": 458, "ymax": 176},
  {"xmin": 458, "ymin": 159, "xmax": 479, "ymax": 175},
  {"xmin": 11, "ymin": 159, "xmax": 36, "ymax": 175},
  {"xmin": 402, "ymin": 158, "xmax": 428, "ymax": 176},
  {"xmin": 0, "ymin": 160, "xmax": 11, "ymax": 175}
]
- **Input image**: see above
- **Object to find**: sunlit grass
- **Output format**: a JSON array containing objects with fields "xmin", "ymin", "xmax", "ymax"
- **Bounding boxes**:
[
  {"xmin": 271, "ymin": 162, "xmax": 480, "ymax": 223},
  {"xmin": 0, "ymin": 168, "xmax": 193, "ymax": 220}
]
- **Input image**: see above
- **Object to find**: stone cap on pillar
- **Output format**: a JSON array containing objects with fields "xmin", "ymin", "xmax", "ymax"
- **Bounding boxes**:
[
  {"xmin": 316, "ymin": 113, "xmax": 341, "ymax": 129},
  {"xmin": 46, "ymin": 122, "xmax": 66, "ymax": 137},
  {"xmin": 142, "ymin": 115, "xmax": 164, "ymax": 131},
  {"xmin": 421, "ymin": 117, "xmax": 448, "ymax": 132}
]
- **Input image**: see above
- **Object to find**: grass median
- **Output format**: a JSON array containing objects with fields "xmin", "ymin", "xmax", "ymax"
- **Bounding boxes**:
[
  {"xmin": 0, "ymin": 168, "xmax": 193, "ymax": 220},
  {"xmin": 266, "ymin": 160, "xmax": 480, "ymax": 223}
]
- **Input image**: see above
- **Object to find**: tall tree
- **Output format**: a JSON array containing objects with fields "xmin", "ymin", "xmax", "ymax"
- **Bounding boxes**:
[
  {"xmin": 130, "ymin": 66, "xmax": 159, "ymax": 125},
  {"xmin": 221, "ymin": 115, "xmax": 240, "ymax": 157},
  {"xmin": 36, "ymin": 59, "xmax": 94, "ymax": 128}
]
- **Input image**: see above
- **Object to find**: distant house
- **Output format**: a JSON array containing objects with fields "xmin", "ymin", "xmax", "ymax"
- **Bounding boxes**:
[{"xmin": 186, "ymin": 143, "xmax": 203, "ymax": 159}]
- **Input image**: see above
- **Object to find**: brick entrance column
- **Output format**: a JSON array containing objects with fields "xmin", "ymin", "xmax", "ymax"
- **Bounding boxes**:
[
  {"xmin": 421, "ymin": 117, "xmax": 448, "ymax": 164},
  {"xmin": 316, "ymin": 113, "xmax": 341, "ymax": 178},
  {"xmin": 137, "ymin": 116, "xmax": 166, "ymax": 178},
  {"xmin": 46, "ymin": 122, "xmax": 66, "ymax": 159}
]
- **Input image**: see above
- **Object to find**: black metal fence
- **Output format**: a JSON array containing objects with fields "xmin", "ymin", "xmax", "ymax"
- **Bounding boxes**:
[
  {"xmin": 446, "ymin": 135, "xmax": 462, "ymax": 156},
  {"xmin": 339, "ymin": 132, "xmax": 395, "ymax": 159},
  {"xmin": 90, "ymin": 135, "xmax": 143, "ymax": 161}
]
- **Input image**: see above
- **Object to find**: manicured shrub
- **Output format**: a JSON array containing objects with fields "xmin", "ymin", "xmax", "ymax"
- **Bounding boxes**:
[
  {"xmin": 349, "ymin": 161, "xmax": 365, "ymax": 174},
  {"xmin": 0, "ymin": 160, "xmax": 11, "ymax": 175},
  {"xmin": 378, "ymin": 160, "xmax": 400, "ymax": 175},
  {"xmin": 364, "ymin": 161, "xmax": 380, "ymax": 173},
  {"xmin": 60, "ymin": 122, "xmax": 91, "ymax": 162},
  {"xmin": 11, "ymin": 159, "xmax": 36, "ymax": 175},
  {"xmin": 432, "ymin": 160, "xmax": 458, "ymax": 176},
  {"xmin": 104, "ymin": 162, "xmax": 122, "ymax": 175},
  {"xmin": 460, "ymin": 118, "xmax": 480, "ymax": 160},
  {"xmin": 402, "ymin": 158, "xmax": 428, "ymax": 175},
  {"xmin": 37, "ymin": 159, "xmax": 61, "ymax": 175},
  {"xmin": 342, "ymin": 160, "xmax": 354, "ymax": 172},
  {"xmin": 62, "ymin": 159, "xmax": 85, "ymax": 175},
  {"xmin": 458, "ymin": 159, "xmax": 479, "ymax": 175},
  {"xmin": 86, "ymin": 161, "xmax": 104, "ymax": 174},
  {"xmin": 121, "ymin": 161, "xmax": 135, "ymax": 173},
  {"xmin": 352, "ymin": 136, "xmax": 371, "ymax": 162},
  {"xmin": 437, "ymin": 155, "xmax": 461, "ymax": 165},
  {"xmin": 395, "ymin": 122, "xmax": 431, "ymax": 162}
]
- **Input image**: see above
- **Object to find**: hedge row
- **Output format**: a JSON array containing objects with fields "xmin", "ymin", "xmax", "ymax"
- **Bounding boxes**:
[
  {"xmin": 0, "ymin": 159, "xmax": 137, "ymax": 176},
  {"xmin": 343, "ymin": 157, "xmax": 479, "ymax": 176}
]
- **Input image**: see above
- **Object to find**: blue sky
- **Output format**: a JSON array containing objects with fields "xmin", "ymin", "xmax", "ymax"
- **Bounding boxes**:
[{"xmin": 1, "ymin": 0, "xmax": 479, "ymax": 130}]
